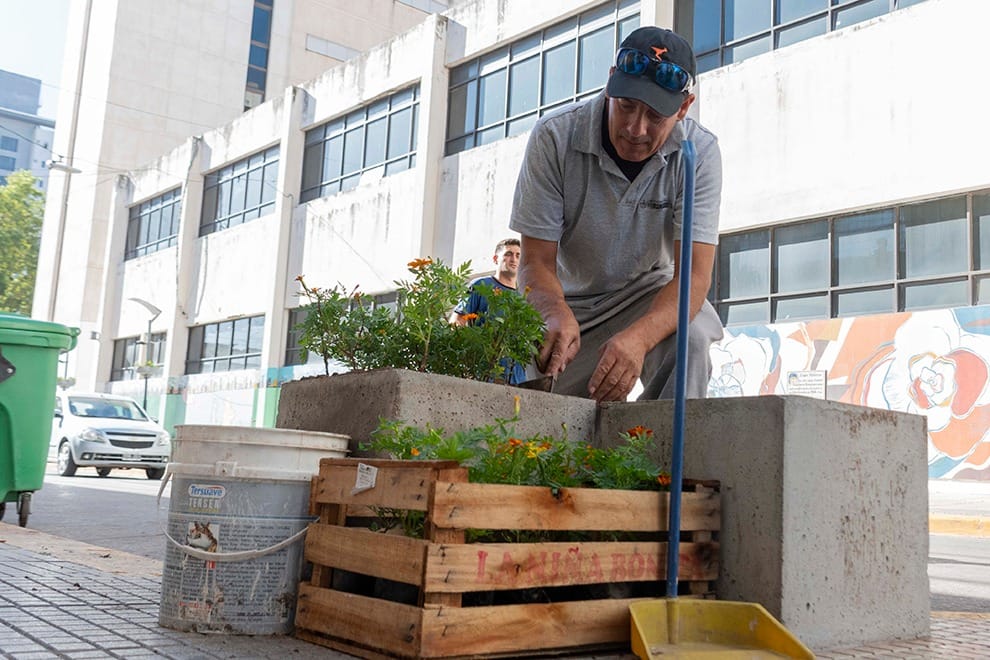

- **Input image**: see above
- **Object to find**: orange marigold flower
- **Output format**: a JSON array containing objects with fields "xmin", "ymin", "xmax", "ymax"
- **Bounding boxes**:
[
  {"xmin": 410, "ymin": 447, "xmax": 420, "ymax": 457},
  {"xmin": 295, "ymin": 274, "xmax": 304, "ymax": 282},
  {"xmin": 657, "ymin": 473, "xmax": 672, "ymax": 487},
  {"xmin": 462, "ymin": 312, "xmax": 479, "ymax": 321},
  {"xmin": 407, "ymin": 257, "xmax": 433, "ymax": 269},
  {"xmin": 627, "ymin": 425, "xmax": 653, "ymax": 437},
  {"xmin": 508, "ymin": 438, "xmax": 523, "ymax": 447}
]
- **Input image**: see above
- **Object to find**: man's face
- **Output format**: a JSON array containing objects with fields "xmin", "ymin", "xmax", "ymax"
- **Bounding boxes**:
[
  {"xmin": 495, "ymin": 244, "xmax": 521, "ymax": 278},
  {"xmin": 605, "ymin": 87, "xmax": 694, "ymax": 162}
]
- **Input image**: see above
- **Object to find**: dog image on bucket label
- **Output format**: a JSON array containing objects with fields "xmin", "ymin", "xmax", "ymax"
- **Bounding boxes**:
[{"xmin": 186, "ymin": 521, "xmax": 219, "ymax": 553}]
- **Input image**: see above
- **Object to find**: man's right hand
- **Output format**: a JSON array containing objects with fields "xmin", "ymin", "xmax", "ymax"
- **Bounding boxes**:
[{"xmin": 537, "ymin": 305, "xmax": 580, "ymax": 376}]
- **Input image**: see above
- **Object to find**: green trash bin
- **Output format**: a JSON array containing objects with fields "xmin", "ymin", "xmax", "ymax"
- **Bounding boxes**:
[{"xmin": 0, "ymin": 313, "xmax": 79, "ymax": 527}]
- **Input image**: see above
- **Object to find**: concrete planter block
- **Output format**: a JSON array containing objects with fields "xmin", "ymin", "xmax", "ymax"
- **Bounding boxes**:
[
  {"xmin": 596, "ymin": 395, "xmax": 929, "ymax": 650},
  {"xmin": 276, "ymin": 368, "xmax": 597, "ymax": 453}
]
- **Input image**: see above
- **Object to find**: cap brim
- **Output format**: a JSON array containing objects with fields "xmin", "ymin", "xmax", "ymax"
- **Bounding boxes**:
[{"xmin": 606, "ymin": 70, "xmax": 684, "ymax": 117}]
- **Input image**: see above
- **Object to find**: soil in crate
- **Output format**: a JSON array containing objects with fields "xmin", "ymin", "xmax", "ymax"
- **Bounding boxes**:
[{"xmin": 294, "ymin": 458, "xmax": 720, "ymax": 659}]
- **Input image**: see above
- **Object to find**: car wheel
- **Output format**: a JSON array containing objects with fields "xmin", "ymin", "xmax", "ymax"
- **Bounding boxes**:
[
  {"xmin": 57, "ymin": 441, "xmax": 77, "ymax": 476},
  {"xmin": 146, "ymin": 468, "xmax": 165, "ymax": 480},
  {"xmin": 96, "ymin": 467, "xmax": 112, "ymax": 478}
]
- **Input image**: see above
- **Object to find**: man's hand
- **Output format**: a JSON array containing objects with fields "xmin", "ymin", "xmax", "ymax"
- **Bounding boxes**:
[
  {"xmin": 588, "ymin": 328, "xmax": 648, "ymax": 402},
  {"xmin": 537, "ymin": 305, "xmax": 580, "ymax": 376}
]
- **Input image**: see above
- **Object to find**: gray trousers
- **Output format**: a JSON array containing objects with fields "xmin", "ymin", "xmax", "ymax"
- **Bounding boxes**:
[{"xmin": 552, "ymin": 291, "xmax": 724, "ymax": 400}]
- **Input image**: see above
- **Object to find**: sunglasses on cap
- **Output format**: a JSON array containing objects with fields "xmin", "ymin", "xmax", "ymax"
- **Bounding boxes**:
[{"xmin": 615, "ymin": 48, "xmax": 693, "ymax": 94}]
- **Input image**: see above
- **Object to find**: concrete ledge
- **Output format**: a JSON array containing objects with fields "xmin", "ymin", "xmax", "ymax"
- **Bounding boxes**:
[{"xmin": 276, "ymin": 368, "xmax": 598, "ymax": 452}]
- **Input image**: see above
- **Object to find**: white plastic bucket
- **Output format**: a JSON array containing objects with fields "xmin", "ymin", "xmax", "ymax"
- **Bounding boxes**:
[{"xmin": 158, "ymin": 425, "xmax": 349, "ymax": 635}]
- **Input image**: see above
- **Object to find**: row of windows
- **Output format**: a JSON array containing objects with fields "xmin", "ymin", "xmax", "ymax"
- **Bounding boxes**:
[
  {"xmin": 199, "ymin": 146, "xmax": 279, "ymax": 236},
  {"xmin": 446, "ymin": 0, "xmax": 638, "ymax": 155},
  {"xmin": 245, "ymin": 0, "xmax": 273, "ymax": 111},
  {"xmin": 715, "ymin": 191, "xmax": 990, "ymax": 326},
  {"xmin": 125, "ymin": 188, "xmax": 181, "ymax": 259},
  {"xmin": 677, "ymin": 0, "xmax": 928, "ymax": 74},
  {"xmin": 186, "ymin": 315, "xmax": 266, "ymax": 374},
  {"xmin": 0, "ymin": 136, "xmax": 17, "ymax": 152},
  {"xmin": 283, "ymin": 291, "xmax": 398, "ymax": 366},
  {"xmin": 111, "ymin": 333, "xmax": 167, "ymax": 381},
  {"xmin": 300, "ymin": 86, "xmax": 420, "ymax": 202}
]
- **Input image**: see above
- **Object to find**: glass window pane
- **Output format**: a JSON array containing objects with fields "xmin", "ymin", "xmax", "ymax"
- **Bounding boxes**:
[
  {"xmin": 216, "ymin": 322, "xmax": 233, "ymax": 357},
  {"xmin": 900, "ymin": 197, "xmax": 967, "ymax": 278},
  {"xmin": 721, "ymin": 300, "xmax": 770, "ymax": 326},
  {"xmin": 343, "ymin": 127, "xmax": 364, "ymax": 176},
  {"xmin": 203, "ymin": 324, "xmax": 218, "ymax": 359},
  {"xmin": 902, "ymin": 279, "xmax": 968, "ymax": 311},
  {"xmin": 691, "ymin": 0, "xmax": 722, "ymax": 52},
  {"xmin": 249, "ymin": 316, "xmax": 265, "ymax": 353},
  {"xmin": 246, "ymin": 167, "xmax": 263, "ymax": 207},
  {"xmin": 251, "ymin": 5, "xmax": 272, "ymax": 43},
  {"xmin": 973, "ymin": 194, "xmax": 990, "ymax": 270},
  {"xmin": 542, "ymin": 41, "xmax": 576, "ymax": 106},
  {"xmin": 364, "ymin": 118, "xmax": 387, "ymax": 166},
  {"xmin": 835, "ymin": 287, "xmax": 893, "ymax": 317},
  {"xmin": 368, "ymin": 98, "xmax": 389, "ymax": 120},
  {"xmin": 449, "ymin": 61, "xmax": 477, "ymax": 86},
  {"xmin": 618, "ymin": 14, "xmax": 640, "ymax": 44},
  {"xmin": 725, "ymin": 0, "xmax": 772, "ymax": 41},
  {"xmin": 246, "ymin": 66, "xmax": 267, "ymax": 91},
  {"xmin": 697, "ymin": 52, "xmax": 721, "ymax": 74},
  {"xmin": 384, "ymin": 159, "xmax": 410, "ymax": 176},
  {"xmin": 774, "ymin": 221, "xmax": 828, "ymax": 293},
  {"xmin": 578, "ymin": 26, "xmax": 613, "ymax": 93},
  {"xmin": 232, "ymin": 318, "xmax": 250, "ymax": 354},
  {"xmin": 834, "ymin": 210, "xmax": 894, "ymax": 286},
  {"xmin": 778, "ymin": 0, "xmax": 827, "ymax": 24},
  {"xmin": 834, "ymin": 0, "xmax": 888, "ymax": 30},
  {"xmin": 262, "ymin": 162, "xmax": 278, "ymax": 204},
  {"xmin": 387, "ymin": 107, "xmax": 413, "ymax": 159},
  {"xmin": 719, "ymin": 231, "xmax": 770, "ymax": 299},
  {"xmin": 447, "ymin": 83, "xmax": 477, "ymax": 138},
  {"xmin": 976, "ymin": 276, "xmax": 990, "ymax": 305},
  {"xmin": 249, "ymin": 44, "xmax": 268, "ymax": 68},
  {"xmin": 727, "ymin": 35, "xmax": 771, "ymax": 63},
  {"xmin": 324, "ymin": 135, "xmax": 343, "ymax": 180},
  {"xmin": 507, "ymin": 113, "xmax": 538, "ymax": 137},
  {"xmin": 229, "ymin": 174, "xmax": 247, "ymax": 214},
  {"xmin": 301, "ymin": 142, "xmax": 323, "ymax": 192},
  {"xmin": 511, "ymin": 33, "xmax": 541, "ymax": 60},
  {"xmin": 773, "ymin": 295, "xmax": 828, "ymax": 322},
  {"xmin": 477, "ymin": 125, "xmax": 504, "ymax": 146},
  {"xmin": 897, "ymin": 0, "xmax": 926, "ymax": 6},
  {"xmin": 777, "ymin": 16, "xmax": 827, "ymax": 48},
  {"xmin": 478, "ymin": 70, "xmax": 507, "ymax": 127},
  {"xmin": 508, "ymin": 57, "xmax": 540, "ymax": 117}
]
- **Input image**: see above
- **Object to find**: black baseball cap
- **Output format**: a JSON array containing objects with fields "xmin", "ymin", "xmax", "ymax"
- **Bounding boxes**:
[{"xmin": 605, "ymin": 26, "xmax": 696, "ymax": 117}]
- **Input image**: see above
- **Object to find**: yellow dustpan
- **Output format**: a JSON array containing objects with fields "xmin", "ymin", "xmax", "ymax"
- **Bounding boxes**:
[{"xmin": 629, "ymin": 141, "xmax": 813, "ymax": 660}]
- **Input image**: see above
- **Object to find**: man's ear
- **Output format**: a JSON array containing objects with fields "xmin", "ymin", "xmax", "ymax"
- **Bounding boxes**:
[
  {"xmin": 492, "ymin": 254, "xmax": 499, "ymax": 265},
  {"xmin": 676, "ymin": 93, "xmax": 695, "ymax": 120}
]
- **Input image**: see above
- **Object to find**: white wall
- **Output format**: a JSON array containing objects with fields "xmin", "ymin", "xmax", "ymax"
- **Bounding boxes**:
[{"xmin": 698, "ymin": 0, "xmax": 988, "ymax": 233}]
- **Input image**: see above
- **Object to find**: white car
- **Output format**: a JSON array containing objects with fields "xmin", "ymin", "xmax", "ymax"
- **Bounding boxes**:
[{"xmin": 50, "ymin": 392, "xmax": 171, "ymax": 479}]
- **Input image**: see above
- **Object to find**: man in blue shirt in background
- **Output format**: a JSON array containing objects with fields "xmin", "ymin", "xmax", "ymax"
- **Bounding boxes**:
[{"xmin": 450, "ymin": 238, "xmax": 526, "ymax": 385}]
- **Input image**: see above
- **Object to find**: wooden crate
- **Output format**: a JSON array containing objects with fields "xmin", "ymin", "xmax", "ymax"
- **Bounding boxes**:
[{"xmin": 295, "ymin": 458, "xmax": 720, "ymax": 659}]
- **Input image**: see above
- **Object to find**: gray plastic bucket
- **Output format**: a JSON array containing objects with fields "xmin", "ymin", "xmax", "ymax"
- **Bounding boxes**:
[{"xmin": 158, "ymin": 425, "xmax": 349, "ymax": 635}]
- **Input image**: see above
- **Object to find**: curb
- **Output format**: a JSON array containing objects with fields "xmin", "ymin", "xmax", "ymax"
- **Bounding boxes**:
[
  {"xmin": 0, "ymin": 522, "xmax": 163, "ymax": 577},
  {"xmin": 929, "ymin": 514, "xmax": 989, "ymax": 537}
]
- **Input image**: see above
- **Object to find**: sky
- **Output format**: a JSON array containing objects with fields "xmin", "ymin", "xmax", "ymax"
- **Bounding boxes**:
[{"xmin": 0, "ymin": 0, "xmax": 71, "ymax": 118}]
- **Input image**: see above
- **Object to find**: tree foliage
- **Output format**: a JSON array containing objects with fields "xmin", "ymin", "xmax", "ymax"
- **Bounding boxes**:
[{"xmin": 0, "ymin": 170, "xmax": 45, "ymax": 315}]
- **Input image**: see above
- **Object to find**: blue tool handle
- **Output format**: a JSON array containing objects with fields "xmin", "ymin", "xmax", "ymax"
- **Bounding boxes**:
[{"xmin": 666, "ymin": 139, "xmax": 695, "ymax": 598}]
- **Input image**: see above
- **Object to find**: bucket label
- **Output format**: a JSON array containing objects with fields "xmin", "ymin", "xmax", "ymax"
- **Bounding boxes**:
[{"xmin": 187, "ymin": 484, "xmax": 225, "ymax": 511}]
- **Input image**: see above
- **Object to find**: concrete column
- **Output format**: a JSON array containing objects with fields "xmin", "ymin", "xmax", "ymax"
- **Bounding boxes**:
[
  {"xmin": 639, "ymin": 0, "xmax": 675, "ymax": 28},
  {"xmin": 414, "ymin": 13, "xmax": 450, "ymax": 259},
  {"xmin": 255, "ymin": 87, "xmax": 307, "ymax": 426}
]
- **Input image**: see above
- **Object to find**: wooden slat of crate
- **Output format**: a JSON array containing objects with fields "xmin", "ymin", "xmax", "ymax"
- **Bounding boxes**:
[
  {"xmin": 423, "ymin": 540, "xmax": 718, "ymax": 592},
  {"xmin": 296, "ymin": 582, "xmax": 422, "ymax": 658},
  {"xmin": 418, "ymin": 598, "xmax": 636, "ymax": 658},
  {"xmin": 429, "ymin": 481, "xmax": 720, "ymax": 532},
  {"xmin": 305, "ymin": 524, "xmax": 428, "ymax": 584},
  {"xmin": 311, "ymin": 459, "xmax": 467, "ymax": 511}
]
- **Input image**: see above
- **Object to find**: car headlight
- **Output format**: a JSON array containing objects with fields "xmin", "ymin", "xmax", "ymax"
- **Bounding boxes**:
[
  {"xmin": 156, "ymin": 431, "xmax": 171, "ymax": 446},
  {"xmin": 79, "ymin": 428, "xmax": 108, "ymax": 443}
]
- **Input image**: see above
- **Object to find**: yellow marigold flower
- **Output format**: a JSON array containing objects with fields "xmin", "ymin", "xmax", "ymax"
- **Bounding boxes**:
[
  {"xmin": 410, "ymin": 447, "xmax": 420, "ymax": 456},
  {"xmin": 513, "ymin": 395, "xmax": 521, "ymax": 416},
  {"xmin": 524, "ymin": 286, "xmax": 532, "ymax": 295}
]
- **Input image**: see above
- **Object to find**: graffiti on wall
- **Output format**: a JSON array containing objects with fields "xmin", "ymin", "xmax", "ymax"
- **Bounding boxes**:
[{"xmin": 707, "ymin": 306, "xmax": 990, "ymax": 481}]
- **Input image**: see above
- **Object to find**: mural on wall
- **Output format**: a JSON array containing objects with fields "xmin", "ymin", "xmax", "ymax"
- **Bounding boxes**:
[{"xmin": 708, "ymin": 306, "xmax": 990, "ymax": 481}]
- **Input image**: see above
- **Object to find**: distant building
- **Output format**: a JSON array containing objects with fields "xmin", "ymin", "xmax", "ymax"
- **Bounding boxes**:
[
  {"xmin": 34, "ymin": 0, "xmax": 990, "ymax": 481},
  {"xmin": 0, "ymin": 69, "xmax": 54, "ymax": 189}
]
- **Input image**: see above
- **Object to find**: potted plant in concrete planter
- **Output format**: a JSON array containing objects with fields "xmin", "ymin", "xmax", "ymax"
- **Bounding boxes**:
[{"xmin": 276, "ymin": 259, "xmax": 598, "ymax": 445}]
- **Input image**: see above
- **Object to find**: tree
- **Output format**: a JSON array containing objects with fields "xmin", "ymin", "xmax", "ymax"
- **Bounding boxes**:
[{"xmin": 0, "ymin": 170, "xmax": 45, "ymax": 315}]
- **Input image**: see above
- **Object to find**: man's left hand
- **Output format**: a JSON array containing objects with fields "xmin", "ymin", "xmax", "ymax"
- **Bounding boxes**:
[{"xmin": 588, "ymin": 329, "xmax": 647, "ymax": 402}]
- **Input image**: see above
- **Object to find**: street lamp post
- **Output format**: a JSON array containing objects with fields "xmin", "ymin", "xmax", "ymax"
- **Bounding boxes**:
[{"xmin": 128, "ymin": 297, "xmax": 162, "ymax": 411}]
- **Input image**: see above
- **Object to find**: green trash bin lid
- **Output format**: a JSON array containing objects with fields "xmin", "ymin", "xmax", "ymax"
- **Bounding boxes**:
[{"xmin": 0, "ymin": 313, "xmax": 80, "ymax": 351}]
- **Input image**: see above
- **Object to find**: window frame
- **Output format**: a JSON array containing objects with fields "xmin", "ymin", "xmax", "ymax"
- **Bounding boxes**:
[
  {"xmin": 200, "ymin": 147, "xmax": 279, "ymax": 236},
  {"xmin": 186, "ymin": 315, "xmax": 266, "ymax": 374},
  {"xmin": 110, "ymin": 333, "xmax": 167, "ymax": 381},
  {"xmin": 125, "ymin": 187, "xmax": 182, "ymax": 260}
]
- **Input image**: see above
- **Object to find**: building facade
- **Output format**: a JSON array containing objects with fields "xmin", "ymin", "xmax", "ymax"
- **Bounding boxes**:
[
  {"xmin": 0, "ymin": 70, "xmax": 55, "ymax": 190},
  {"xmin": 35, "ymin": 0, "xmax": 990, "ymax": 481}
]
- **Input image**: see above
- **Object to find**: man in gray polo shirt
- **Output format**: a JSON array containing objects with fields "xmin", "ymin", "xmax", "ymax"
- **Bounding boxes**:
[{"xmin": 509, "ymin": 25, "xmax": 723, "ymax": 402}]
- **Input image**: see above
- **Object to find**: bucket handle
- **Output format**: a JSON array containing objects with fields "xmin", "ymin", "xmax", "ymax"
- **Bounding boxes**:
[{"xmin": 156, "ymin": 466, "xmax": 310, "ymax": 563}]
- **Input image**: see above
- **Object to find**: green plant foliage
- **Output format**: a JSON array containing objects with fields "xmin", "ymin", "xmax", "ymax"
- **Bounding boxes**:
[
  {"xmin": 294, "ymin": 258, "xmax": 544, "ymax": 380},
  {"xmin": 0, "ymin": 171, "xmax": 45, "ymax": 314}
]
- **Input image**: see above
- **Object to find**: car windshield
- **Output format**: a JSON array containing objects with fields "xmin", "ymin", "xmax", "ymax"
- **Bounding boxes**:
[{"xmin": 67, "ymin": 397, "xmax": 148, "ymax": 421}]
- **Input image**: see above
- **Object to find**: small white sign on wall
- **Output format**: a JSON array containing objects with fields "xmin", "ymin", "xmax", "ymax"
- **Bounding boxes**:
[{"xmin": 786, "ymin": 370, "xmax": 827, "ymax": 399}]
